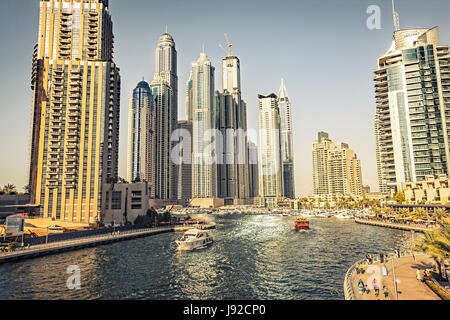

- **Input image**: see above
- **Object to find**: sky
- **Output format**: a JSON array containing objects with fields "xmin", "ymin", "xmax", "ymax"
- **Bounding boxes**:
[{"xmin": 0, "ymin": 0, "xmax": 449, "ymax": 197}]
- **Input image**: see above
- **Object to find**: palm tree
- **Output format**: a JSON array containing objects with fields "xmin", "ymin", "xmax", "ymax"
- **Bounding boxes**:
[
  {"xmin": 434, "ymin": 208, "xmax": 448, "ymax": 221},
  {"xmin": 2, "ymin": 184, "xmax": 17, "ymax": 195},
  {"xmin": 399, "ymin": 208, "xmax": 410, "ymax": 217},
  {"xmin": 413, "ymin": 207, "xmax": 427, "ymax": 219},
  {"xmin": 413, "ymin": 219, "xmax": 450, "ymax": 279}
]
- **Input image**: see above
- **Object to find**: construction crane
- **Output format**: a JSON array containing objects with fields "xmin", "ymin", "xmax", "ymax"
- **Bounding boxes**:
[{"xmin": 219, "ymin": 33, "xmax": 233, "ymax": 57}]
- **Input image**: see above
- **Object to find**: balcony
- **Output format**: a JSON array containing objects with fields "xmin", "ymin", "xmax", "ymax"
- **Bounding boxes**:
[{"xmin": 60, "ymin": 32, "xmax": 71, "ymax": 38}]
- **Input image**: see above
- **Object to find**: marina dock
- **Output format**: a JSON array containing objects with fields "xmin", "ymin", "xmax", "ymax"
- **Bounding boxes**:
[
  {"xmin": 354, "ymin": 218, "xmax": 434, "ymax": 233},
  {"xmin": 0, "ymin": 226, "xmax": 175, "ymax": 265}
]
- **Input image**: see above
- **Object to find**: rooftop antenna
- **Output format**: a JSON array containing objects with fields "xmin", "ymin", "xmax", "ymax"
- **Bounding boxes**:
[
  {"xmin": 165, "ymin": 24, "xmax": 168, "ymax": 34},
  {"xmin": 392, "ymin": 0, "xmax": 400, "ymax": 31},
  {"xmin": 202, "ymin": 43, "xmax": 205, "ymax": 53}
]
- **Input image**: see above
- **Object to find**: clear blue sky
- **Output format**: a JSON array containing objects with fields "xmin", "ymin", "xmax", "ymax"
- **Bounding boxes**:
[{"xmin": 0, "ymin": 0, "xmax": 449, "ymax": 196}]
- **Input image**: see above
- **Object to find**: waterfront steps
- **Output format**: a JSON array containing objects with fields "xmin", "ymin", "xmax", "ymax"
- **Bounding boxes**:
[
  {"xmin": 0, "ymin": 226, "xmax": 174, "ymax": 265},
  {"xmin": 354, "ymin": 218, "xmax": 434, "ymax": 233}
]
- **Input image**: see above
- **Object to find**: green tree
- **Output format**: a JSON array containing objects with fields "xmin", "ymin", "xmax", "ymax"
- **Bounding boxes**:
[
  {"xmin": 413, "ymin": 219, "xmax": 450, "ymax": 279},
  {"xmin": 393, "ymin": 191, "xmax": 405, "ymax": 203},
  {"xmin": 413, "ymin": 207, "xmax": 427, "ymax": 219},
  {"xmin": 434, "ymin": 208, "xmax": 448, "ymax": 221},
  {"xmin": 383, "ymin": 207, "xmax": 394, "ymax": 216},
  {"xmin": 399, "ymin": 208, "xmax": 410, "ymax": 217},
  {"xmin": 2, "ymin": 184, "xmax": 17, "ymax": 195}
]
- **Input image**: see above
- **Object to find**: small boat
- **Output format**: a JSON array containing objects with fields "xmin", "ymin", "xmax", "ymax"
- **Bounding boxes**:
[
  {"xmin": 294, "ymin": 218, "xmax": 309, "ymax": 231},
  {"xmin": 176, "ymin": 229, "xmax": 214, "ymax": 250}
]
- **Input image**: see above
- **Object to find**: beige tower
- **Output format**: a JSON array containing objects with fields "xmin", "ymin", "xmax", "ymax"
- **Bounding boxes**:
[{"xmin": 29, "ymin": 0, "xmax": 120, "ymax": 224}]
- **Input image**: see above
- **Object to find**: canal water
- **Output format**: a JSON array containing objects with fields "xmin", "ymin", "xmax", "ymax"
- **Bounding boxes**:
[{"xmin": 0, "ymin": 214, "xmax": 413, "ymax": 300}]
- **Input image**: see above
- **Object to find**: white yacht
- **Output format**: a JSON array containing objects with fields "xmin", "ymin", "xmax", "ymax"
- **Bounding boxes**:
[{"xmin": 176, "ymin": 229, "xmax": 214, "ymax": 251}]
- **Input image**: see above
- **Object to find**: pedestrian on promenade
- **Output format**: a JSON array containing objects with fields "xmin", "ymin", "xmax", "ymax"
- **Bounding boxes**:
[
  {"xmin": 373, "ymin": 278, "xmax": 380, "ymax": 296},
  {"xmin": 358, "ymin": 279, "xmax": 365, "ymax": 295},
  {"xmin": 416, "ymin": 269, "xmax": 422, "ymax": 281},
  {"xmin": 383, "ymin": 286, "xmax": 389, "ymax": 299},
  {"xmin": 364, "ymin": 284, "xmax": 370, "ymax": 294},
  {"xmin": 359, "ymin": 262, "xmax": 365, "ymax": 274}
]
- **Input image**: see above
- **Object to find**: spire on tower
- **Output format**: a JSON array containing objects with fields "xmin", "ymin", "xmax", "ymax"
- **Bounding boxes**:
[
  {"xmin": 392, "ymin": 0, "xmax": 400, "ymax": 31},
  {"xmin": 278, "ymin": 78, "xmax": 288, "ymax": 98}
]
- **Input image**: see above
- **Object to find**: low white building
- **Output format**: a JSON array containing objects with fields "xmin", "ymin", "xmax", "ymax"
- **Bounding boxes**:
[{"xmin": 103, "ymin": 182, "xmax": 150, "ymax": 226}]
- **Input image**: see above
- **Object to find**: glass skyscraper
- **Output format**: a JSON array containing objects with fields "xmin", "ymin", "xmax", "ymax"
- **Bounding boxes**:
[{"xmin": 127, "ymin": 80, "xmax": 153, "ymax": 185}]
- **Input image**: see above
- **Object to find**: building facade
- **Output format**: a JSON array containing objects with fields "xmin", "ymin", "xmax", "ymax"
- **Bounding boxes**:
[
  {"xmin": 103, "ymin": 182, "xmax": 150, "ymax": 225},
  {"xmin": 257, "ymin": 93, "xmax": 283, "ymax": 207},
  {"xmin": 176, "ymin": 120, "xmax": 193, "ymax": 203},
  {"xmin": 127, "ymin": 80, "xmax": 154, "ymax": 186},
  {"xmin": 399, "ymin": 174, "xmax": 450, "ymax": 204},
  {"xmin": 374, "ymin": 27, "xmax": 450, "ymax": 192},
  {"xmin": 153, "ymin": 31, "xmax": 178, "ymax": 200},
  {"xmin": 278, "ymin": 79, "xmax": 296, "ymax": 199},
  {"xmin": 191, "ymin": 51, "xmax": 217, "ymax": 198},
  {"xmin": 29, "ymin": 0, "xmax": 120, "ymax": 225},
  {"xmin": 313, "ymin": 132, "xmax": 363, "ymax": 196},
  {"xmin": 150, "ymin": 78, "xmax": 173, "ymax": 200}
]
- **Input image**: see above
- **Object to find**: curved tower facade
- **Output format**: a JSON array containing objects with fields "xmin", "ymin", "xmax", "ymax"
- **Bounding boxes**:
[{"xmin": 127, "ymin": 80, "xmax": 153, "ymax": 185}]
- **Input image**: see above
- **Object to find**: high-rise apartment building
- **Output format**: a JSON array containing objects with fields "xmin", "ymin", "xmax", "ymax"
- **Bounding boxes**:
[
  {"xmin": 191, "ymin": 51, "xmax": 217, "ymax": 198},
  {"xmin": 176, "ymin": 120, "xmax": 193, "ymax": 202},
  {"xmin": 215, "ymin": 44, "xmax": 250, "ymax": 202},
  {"xmin": 374, "ymin": 27, "xmax": 450, "ymax": 192},
  {"xmin": 29, "ymin": 0, "xmax": 120, "ymax": 224},
  {"xmin": 153, "ymin": 31, "xmax": 178, "ymax": 200},
  {"xmin": 278, "ymin": 79, "xmax": 295, "ymax": 199},
  {"xmin": 150, "ymin": 77, "xmax": 173, "ymax": 200},
  {"xmin": 127, "ymin": 80, "xmax": 154, "ymax": 186},
  {"xmin": 257, "ymin": 93, "xmax": 283, "ymax": 207},
  {"xmin": 312, "ymin": 132, "xmax": 363, "ymax": 196},
  {"xmin": 248, "ymin": 140, "xmax": 259, "ymax": 198}
]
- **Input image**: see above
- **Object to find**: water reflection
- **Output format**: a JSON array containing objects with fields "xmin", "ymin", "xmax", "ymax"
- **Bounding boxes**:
[{"xmin": 0, "ymin": 214, "xmax": 412, "ymax": 300}]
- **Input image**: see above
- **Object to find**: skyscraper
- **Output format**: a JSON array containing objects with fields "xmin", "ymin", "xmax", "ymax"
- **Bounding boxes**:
[
  {"xmin": 257, "ymin": 93, "xmax": 283, "ymax": 207},
  {"xmin": 127, "ymin": 80, "xmax": 154, "ymax": 186},
  {"xmin": 176, "ymin": 120, "xmax": 193, "ymax": 203},
  {"xmin": 374, "ymin": 26, "xmax": 450, "ymax": 192},
  {"xmin": 191, "ymin": 51, "xmax": 217, "ymax": 198},
  {"xmin": 278, "ymin": 79, "xmax": 296, "ymax": 199},
  {"xmin": 29, "ymin": 0, "xmax": 120, "ymax": 224},
  {"xmin": 215, "ymin": 39, "xmax": 249, "ymax": 202},
  {"xmin": 312, "ymin": 133, "xmax": 363, "ymax": 196},
  {"xmin": 150, "ymin": 77, "xmax": 173, "ymax": 200},
  {"xmin": 153, "ymin": 30, "xmax": 178, "ymax": 200}
]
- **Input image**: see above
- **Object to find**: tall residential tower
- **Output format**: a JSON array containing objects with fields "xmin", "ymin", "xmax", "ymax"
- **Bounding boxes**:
[
  {"xmin": 191, "ymin": 51, "xmax": 217, "ymax": 198},
  {"xmin": 29, "ymin": 0, "xmax": 121, "ymax": 224},
  {"xmin": 278, "ymin": 79, "xmax": 295, "ymax": 199},
  {"xmin": 374, "ymin": 27, "xmax": 450, "ymax": 192}
]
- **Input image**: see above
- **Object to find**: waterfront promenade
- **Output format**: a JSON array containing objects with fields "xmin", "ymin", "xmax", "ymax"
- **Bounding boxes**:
[
  {"xmin": 0, "ymin": 226, "xmax": 174, "ymax": 265},
  {"xmin": 355, "ymin": 217, "xmax": 434, "ymax": 233},
  {"xmin": 345, "ymin": 254, "xmax": 441, "ymax": 300}
]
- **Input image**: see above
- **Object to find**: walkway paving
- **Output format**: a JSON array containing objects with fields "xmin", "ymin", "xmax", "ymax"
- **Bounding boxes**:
[{"xmin": 352, "ymin": 255, "xmax": 441, "ymax": 300}]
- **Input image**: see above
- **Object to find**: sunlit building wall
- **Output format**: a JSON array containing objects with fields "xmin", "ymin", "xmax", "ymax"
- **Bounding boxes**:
[
  {"xmin": 374, "ymin": 27, "xmax": 450, "ymax": 192},
  {"xmin": 29, "ymin": 0, "xmax": 120, "ymax": 224}
]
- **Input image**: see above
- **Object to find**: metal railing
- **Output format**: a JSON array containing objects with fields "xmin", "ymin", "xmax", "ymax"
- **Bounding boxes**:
[
  {"xmin": 0, "ymin": 226, "xmax": 174, "ymax": 258},
  {"xmin": 344, "ymin": 250, "xmax": 425, "ymax": 300}
]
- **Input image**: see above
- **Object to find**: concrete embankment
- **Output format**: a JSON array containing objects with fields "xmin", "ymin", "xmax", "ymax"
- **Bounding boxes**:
[
  {"xmin": 354, "ymin": 218, "xmax": 433, "ymax": 233},
  {"xmin": 0, "ymin": 226, "xmax": 174, "ymax": 265}
]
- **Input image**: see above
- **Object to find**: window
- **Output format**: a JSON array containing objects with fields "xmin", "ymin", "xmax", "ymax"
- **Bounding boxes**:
[{"xmin": 111, "ymin": 191, "xmax": 121, "ymax": 210}]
